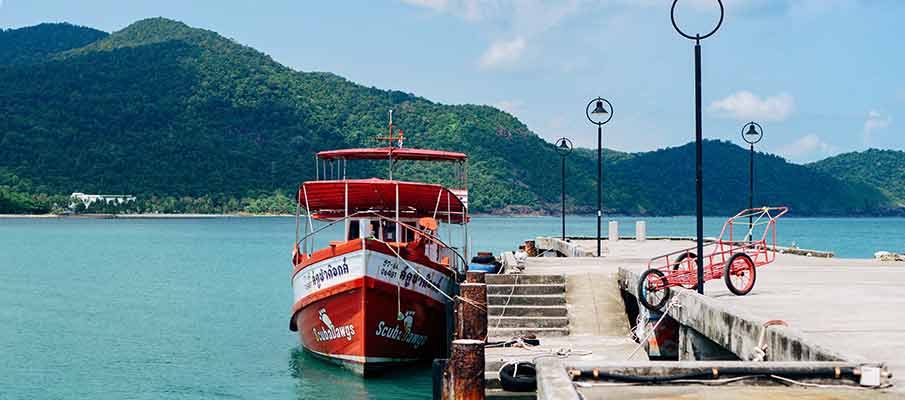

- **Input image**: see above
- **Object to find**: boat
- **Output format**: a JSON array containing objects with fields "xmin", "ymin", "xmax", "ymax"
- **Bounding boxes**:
[{"xmin": 289, "ymin": 111, "xmax": 469, "ymax": 376}]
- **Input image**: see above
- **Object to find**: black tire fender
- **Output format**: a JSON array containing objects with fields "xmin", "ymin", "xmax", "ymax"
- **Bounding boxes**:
[{"xmin": 498, "ymin": 361, "xmax": 537, "ymax": 392}]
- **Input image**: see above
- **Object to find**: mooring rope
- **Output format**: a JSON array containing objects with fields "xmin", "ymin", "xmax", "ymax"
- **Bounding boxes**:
[
  {"xmin": 492, "ymin": 273, "xmax": 519, "ymax": 330},
  {"xmin": 627, "ymin": 291, "xmax": 687, "ymax": 360},
  {"xmin": 375, "ymin": 238, "xmax": 457, "ymax": 303}
]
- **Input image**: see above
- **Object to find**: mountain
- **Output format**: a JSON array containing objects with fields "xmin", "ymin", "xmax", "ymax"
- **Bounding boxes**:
[
  {"xmin": 0, "ymin": 23, "xmax": 108, "ymax": 66},
  {"xmin": 809, "ymin": 149, "xmax": 905, "ymax": 207},
  {"xmin": 0, "ymin": 18, "xmax": 900, "ymax": 216}
]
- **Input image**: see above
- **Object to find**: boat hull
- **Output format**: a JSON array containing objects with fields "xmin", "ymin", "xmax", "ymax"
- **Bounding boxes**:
[{"xmin": 290, "ymin": 241, "xmax": 455, "ymax": 376}]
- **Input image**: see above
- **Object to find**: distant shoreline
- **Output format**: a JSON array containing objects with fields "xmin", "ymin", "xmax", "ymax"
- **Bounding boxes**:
[
  {"xmin": 2, "ymin": 212, "xmax": 905, "ymax": 219},
  {"xmin": 0, "ymin": 213, "xmax": 293, "ymax": 219}
]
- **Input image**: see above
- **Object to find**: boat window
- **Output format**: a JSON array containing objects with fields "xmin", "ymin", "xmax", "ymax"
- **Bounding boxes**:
[
  {"xmin": 347, "ymin": 220, "xmax": 360, "ymax": 241},
  {"xmin": 370, "ymin": 220, "xmax": 381, "ymax": 239},
  {"xmin": 402, "ymin": 227, "xmax": 415, "ymax": 243},
  {"xmin": 382, "ymin": 220, "xmax": 398, "ymax": 242}
]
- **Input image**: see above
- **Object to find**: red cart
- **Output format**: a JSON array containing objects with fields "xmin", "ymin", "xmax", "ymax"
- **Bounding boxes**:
[{"xmin": 637, "ymin": 207, "xmax": 789, "ymax": 311}]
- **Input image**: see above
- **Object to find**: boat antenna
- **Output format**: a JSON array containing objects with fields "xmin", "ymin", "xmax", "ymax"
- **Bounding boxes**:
[{"xmin": 377, "ymin": 109, "xmax": 405, "ymax": 148}]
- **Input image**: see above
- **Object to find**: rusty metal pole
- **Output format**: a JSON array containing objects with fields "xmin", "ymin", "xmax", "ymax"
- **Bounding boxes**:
[
  {"xmin": 442, "ymin": 339, "xmax": 485, "ymax": 400},
  {"xmin": 456, "ymin": 282, "xmax": 487, "ymax": 341},
  {"xmin": 465, "ymin": 270, "xmax": 486, "ymax": 284}
]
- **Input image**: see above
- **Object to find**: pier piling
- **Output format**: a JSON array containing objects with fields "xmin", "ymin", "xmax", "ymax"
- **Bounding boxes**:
[
  {"xmin": 443, "ymin": 339, "xmax": 485, "ymax": 400},
  {"xmin": 465, "ymin": 270, "xmax": 486, "ymax": 284},
  {"xmin": 456, "ymin": 281, "xmax": 487, "ymax": 341}
]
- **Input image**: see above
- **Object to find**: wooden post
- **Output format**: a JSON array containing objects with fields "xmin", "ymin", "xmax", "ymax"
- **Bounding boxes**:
[
  {"xmin": 456, "ymin": 283, "xmax": 487, "ymax": 341},
  {"xmin": 442, "ymin": 339, "xmax": 485, "ymax": 400},
  {"xmin": 466, "ymin": 270, "xmax": 485, "ymax": 284}
]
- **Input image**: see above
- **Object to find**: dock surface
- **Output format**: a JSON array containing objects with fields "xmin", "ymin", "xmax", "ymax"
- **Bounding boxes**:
[{"xmin": 522, "ymin": 238, "xmax": 905, "ymax": 397}]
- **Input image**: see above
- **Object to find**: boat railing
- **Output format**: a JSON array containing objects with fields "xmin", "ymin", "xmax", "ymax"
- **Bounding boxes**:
[{"xmin": 294, "ymin": 210, "xmax": 467, "ymax": 278}]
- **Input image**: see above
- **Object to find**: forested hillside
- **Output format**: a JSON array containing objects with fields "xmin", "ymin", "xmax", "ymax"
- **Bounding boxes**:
[
  {"xmin": 0, "ymin": 23, "xmax": 107, "ymax": 66},
  {"xmin": 0, "ymin": 18, "xmax": 900, "ymax": 216},
  {"xmin": 809, "ymin": 149, "xmax": 905, "ymax": 207}
]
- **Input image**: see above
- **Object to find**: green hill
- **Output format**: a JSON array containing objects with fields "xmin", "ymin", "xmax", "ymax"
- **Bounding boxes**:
[
  {"xmin": 0, "ymin": 23, "xmax": 107, "ymax": 66},
  {"xmin": 0, "ymin": 18, "xmax": 899, "ymax": 216},
  {"xmin": 809, "ymin": 149, "xmax": 905, "ymax": 207}
]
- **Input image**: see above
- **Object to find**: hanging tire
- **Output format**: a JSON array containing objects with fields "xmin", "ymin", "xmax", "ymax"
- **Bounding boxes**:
[
  {"xmin": 498, "ymin": 362, "xmax": 537, "ymax": 392},
  {"xmin": 724, "ymin": 253, "xmax": 756, "ymax": 296},
  {"xmin": 637, "ymin": 269, "xmax": 671, "ymax": 311},
  {"xmin": 672, "ymin": 252, "xmax": 698, "ymax": 289}
]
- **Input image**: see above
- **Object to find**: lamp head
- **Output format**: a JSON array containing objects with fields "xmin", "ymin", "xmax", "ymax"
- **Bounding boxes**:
[
  {"xmin": 555, "ymin": 137, "xmax": 573, "ymax": 156},
  {"xmin": 745, "ymin": 124, "xmax": 758, "ymax": 136},
  {"xmin": 591, "ymin": 100, "xmax": 609, "ymax": 116}
]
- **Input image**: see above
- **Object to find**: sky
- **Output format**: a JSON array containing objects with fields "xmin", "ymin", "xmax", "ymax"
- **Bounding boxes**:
[{"xmin": 1, "ymin": 0, "xmax": 903, "ymax": 163}]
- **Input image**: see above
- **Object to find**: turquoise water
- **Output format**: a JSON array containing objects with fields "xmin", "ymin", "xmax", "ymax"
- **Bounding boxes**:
[{"xmin": 1, "ymin": 216, "xmax": 903, "ymax": 400}]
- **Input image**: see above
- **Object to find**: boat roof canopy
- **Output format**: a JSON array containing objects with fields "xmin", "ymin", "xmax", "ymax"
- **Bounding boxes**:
[
  {"xmin": 316, "ymin": 147, "xmax": 467, "ymax": 162},
  {"xmin": 299, "ymin": 179, "xmax": 467, "ymax": 223}
]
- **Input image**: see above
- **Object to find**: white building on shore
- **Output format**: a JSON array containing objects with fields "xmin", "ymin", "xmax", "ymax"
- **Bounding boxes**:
[{"xmin": 70, "ymin": 192, "xmax": 136, "ymax": 209}]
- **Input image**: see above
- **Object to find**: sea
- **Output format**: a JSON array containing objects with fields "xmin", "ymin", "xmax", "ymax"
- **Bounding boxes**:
[{"xmin": 1, "ymin": 216, "xmax": 903, "ymax": 399}]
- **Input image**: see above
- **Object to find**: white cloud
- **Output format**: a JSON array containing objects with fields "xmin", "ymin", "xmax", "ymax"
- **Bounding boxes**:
[
  {"xmin": 493, "ymin": 99, "xmax": 523, "ymax": 115},
  {"xmin": 401, "ymin": 0, "xmax": 447, "ymax": 10},
  {"xmin": 479, "ymin": 37, "xmax": 526, "ymax": 69},
  {"xmin": 863, "ymin": 110, "xmax": 891, "ymax": 147},
  {"xmin": 777, "ymin": 134, "xmax": 834, "ymax": 162},
  {"xmin": 401, "ymin": 0, "xmax": 578, "ymax": 69},
  {"xmin": 708, "ymin": 91, "xmax": 795, "ymax": 122}
]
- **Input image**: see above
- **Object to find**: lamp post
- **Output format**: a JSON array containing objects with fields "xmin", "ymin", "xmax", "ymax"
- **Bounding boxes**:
[
  {"xmin": 555, "ymin": 137, "xmax": 574, "ymax": 240},
  {"xmin": 586, "ymin": 98, "xmax": 613, "ymax": 257},
  {"xmin": 742, "ymin": 122, "xmax": 763, "ymax": 239},
  {"xmin": 671, "ymin": 0, "xmax": 723, "ymax": 294}
]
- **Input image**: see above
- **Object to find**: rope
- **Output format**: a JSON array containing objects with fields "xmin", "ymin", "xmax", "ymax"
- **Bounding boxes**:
[
  {"xmin": 492, "ymin": 274, "xmax": 519, "ymax": 330},
  {"xmin": 492, "ymin": 337, "xmax": 593, "ymax": 363},
  {"xmin": 375, "ymin": 239, "xmax": 457, "ymax": 303},
  {"xmin": 456, "ymin": 295, "xmax": 487, "ymax": 312},
  {"xmin": 627, "ymin": 291, "xmax": 687, "ymax": 360}
]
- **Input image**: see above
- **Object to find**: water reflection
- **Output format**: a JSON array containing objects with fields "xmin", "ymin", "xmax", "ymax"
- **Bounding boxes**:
[{"xmin": 288, "ymin": 347, "xmax": 433, "ymax": 400}]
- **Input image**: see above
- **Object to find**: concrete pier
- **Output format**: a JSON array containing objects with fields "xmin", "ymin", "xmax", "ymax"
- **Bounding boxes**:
[{"xmin": 500, "ymin": 237, "xmax": 904, "ymax": 398}]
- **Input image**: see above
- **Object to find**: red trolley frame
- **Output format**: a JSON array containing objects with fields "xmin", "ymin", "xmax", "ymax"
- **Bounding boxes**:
[{"xmin": 637, "ymin": 207, "xmax": 789, "ymax": 311}]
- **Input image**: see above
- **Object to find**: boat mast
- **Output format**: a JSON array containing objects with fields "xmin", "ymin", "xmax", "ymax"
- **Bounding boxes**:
[
  {"xmin": 378, "ymin": 109, "xmax": 405, "ymax": 181},
  {"xmin": 388, "ymin": 110, "xmax": 393, "ymax": 180}
]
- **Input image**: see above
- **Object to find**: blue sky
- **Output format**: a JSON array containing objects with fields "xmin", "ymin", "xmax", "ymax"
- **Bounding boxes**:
[{"xmin": 1, "ymin": 0, "xmax": 902, "ymax": 163}]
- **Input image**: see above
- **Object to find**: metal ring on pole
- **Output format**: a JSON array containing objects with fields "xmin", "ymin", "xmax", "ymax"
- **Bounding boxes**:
[
  {"xmin": 671, "ymin": 0, "xmax": 724, "ymax": 41},
  {"xmin": 741, "ymin": 121, "xmax": 764, "ymax": 144},
  {"xmin": 586, "ymin": 97, "xmax": 613, "ymax": 126},
  {"xmin": 555, "ymin": 137, "xmax": 574, "ymax": 156}
]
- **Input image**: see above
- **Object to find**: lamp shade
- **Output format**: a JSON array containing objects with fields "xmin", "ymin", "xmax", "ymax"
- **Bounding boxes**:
[{"xmin": 591, "ymin": 100, "xmax": 609, "ymax": 115}]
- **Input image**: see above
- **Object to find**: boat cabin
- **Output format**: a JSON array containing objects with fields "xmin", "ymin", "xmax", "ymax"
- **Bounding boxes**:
[{"xmin": 294, "ymin": 145, "xmax": 470, "ymax": 274}]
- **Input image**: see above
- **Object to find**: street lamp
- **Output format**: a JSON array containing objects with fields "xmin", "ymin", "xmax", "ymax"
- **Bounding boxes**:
[
  {"xmin": 742, "ymin": 122, "xmax": 763, "ymax": 239},
  {"xmin": 586, "ymin": 97, "xmax": 613, "ymax": 257},
  {"xmin": 555, "ymin": 137, "xmax": 574, "ymax": 240},
  {"xmin": 670, "ymin": 0, "xmax": 723, "ymax": 294}
]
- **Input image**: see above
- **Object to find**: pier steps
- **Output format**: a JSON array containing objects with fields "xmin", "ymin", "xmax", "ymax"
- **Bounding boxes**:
[
  {"xmin": 487, "ymin": 283, "xmax": 564, "ymax": 296},
  {"xmin": 488, "ymin": 294, "xmax": 565, "ymax": 306},
  {"xmin": 488, "ymin": 316, "xmax": 569, "ymax": 328},
  {"xmin": 486, "ymin": 274, "xmax": 569, "ymax": 339},
  {"xmin": 488, "ymin": 305, "xmax": 567, "ymax": 317},
  {"xmin": 485, "ymin": 274, "xmax": 565, "ymax": 285}
]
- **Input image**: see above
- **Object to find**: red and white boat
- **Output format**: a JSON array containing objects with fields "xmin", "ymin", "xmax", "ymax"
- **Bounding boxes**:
[{"xmin": 289, "ymin": 112, "xmax": 469, "ymax": 376}]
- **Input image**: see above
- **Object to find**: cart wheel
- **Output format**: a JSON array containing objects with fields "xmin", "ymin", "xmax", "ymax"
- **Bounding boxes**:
[
  {"xmin": 637, "ymin": 269, "xmax": 671, "ymax": 311},
  {"xmin": 672, "ymin": 252, "xmax": 698, "ymax": 289},
  {"xmin": 724, "ymin": 253, "xmax": 756, "ymax": 296}
]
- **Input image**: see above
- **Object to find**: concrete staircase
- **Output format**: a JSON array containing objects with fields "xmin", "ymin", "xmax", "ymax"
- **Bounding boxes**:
[
  {"xmin": 486, "ymin": 274, "xmax": 569, "ymax": 339},
  {"xmin": 484, "ymin": 274, "xmax": 569, "ymax": 398}
]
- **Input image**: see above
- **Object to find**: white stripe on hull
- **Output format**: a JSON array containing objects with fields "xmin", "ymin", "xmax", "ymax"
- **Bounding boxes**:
[{"xmin": 292, "ymin": 249, "xmax": 454, "ymax": 305}]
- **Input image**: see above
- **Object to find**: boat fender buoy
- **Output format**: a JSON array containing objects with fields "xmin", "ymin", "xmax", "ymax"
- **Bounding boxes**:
[
  {"xmin": 498, "ymin": 361, "xmax": 537, "ymax": 392},
  {"xmin": 471, "ymin": 254, "xmax": 496, "ymax": 264}
]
